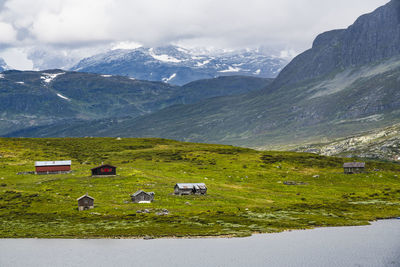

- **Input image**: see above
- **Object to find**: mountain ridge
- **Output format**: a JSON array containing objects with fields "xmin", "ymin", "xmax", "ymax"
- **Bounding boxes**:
[
  {"xmin": 0, "ymin": 70, "xmax": 270, "ymax": 136},
  {"xmin": 71, "ymin": 45, "xmax": 287, "ymax": 85}
]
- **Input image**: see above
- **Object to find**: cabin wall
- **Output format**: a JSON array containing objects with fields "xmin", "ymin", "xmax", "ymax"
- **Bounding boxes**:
[
  {"xmin": 91, "ymin": 167, "xmax": 116, "ymax": 176},
  {"xmin": 193, "ymin": 189, "xmax": 207, "ymax": 195},
  {"xmin": 78, "ymin": 197, "xmax": 94, "ymax": 211},
  {"xmin": 344, "ymin": 167, "xmax": 365, "ymax": 174},
  {"xmin": 199, "ymin": 188, "xmax": 207, "ymax": 195},
  {"xmin": 132, "ymin": 193, "xmax": 154, "ymax": 203},
  {"xmin": 175, "ymin": 188, "xmax": 193, "ymax": 195},
  {"xmin": 36, "ymin": 165, "xmax": 71, "ymax": 173},
  {"xmin": 78, "ymin": 198, "xmax": 94, "ymax": 207},
  {"xmin": 78, "ymin": 206, "xmax": 94, "ymax": 211}
]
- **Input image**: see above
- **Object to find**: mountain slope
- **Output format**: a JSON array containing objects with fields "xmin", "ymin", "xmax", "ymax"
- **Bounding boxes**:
[
  {"xmin": 0, "ymin": 71, "xmax": 270, "ymax": 136},
  {"xmin": 0, "ymin": 69, "xmax": 183, "ymax": 134},
  {"xmin": 71, "ymin": 46, "xmax": 287, "ymax": 85},
  {"xmin": 179, "ymin": 76, "xmax": 273, "ymax": 104},
  {"xmin": 49, "ymin": 0, "xmax": 400, "ymax": 148},
  {"xmin": 295, "ymin": 123, "xmax": 400, "ymax": 160}
]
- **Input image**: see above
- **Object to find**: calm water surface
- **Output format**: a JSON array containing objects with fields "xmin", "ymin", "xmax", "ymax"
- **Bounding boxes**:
[{"xmin": 1, "ymin": 220, "xmax": 400, "ymax": 267}]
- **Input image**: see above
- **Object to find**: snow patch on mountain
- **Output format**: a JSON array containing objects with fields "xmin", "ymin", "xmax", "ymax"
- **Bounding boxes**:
[
  {"xmin": 15, "ymin": 81, "xmax": 24, "ymax": 84},
  {"xmin": 196, "ymin": 60, "xmax": 210, "ymax": 67},
  {"xmin": 162, "ymin": 73, "xmax": 177, "ymax": 83},
  {"xmin": 41, "ymin": 72, "xmax": 65, "ymax": 83},
  {"xmin": 0, "ymin": 74, "xmax": 4, "ymax": 79},
  {"xmin": 56, "ymin": 93, "xmax": 70, "ymax": 101},
  {"xmin": 219, "ymin": 66, "xmax": 241, "ymax": 73},
  {"xmin": 149, "ymin": 48, "xmax": 182, "ymax": 63},
  {"xmin": 101, "ymin": 74, "xmax": 112, "ymax": 78},
  {"xmin": 71, "ymin": 45, "xmax": 289, "ymax": 85},
  {"xmin": 176, "ymin": 47, "xmax": 189, "ymax": 53}
]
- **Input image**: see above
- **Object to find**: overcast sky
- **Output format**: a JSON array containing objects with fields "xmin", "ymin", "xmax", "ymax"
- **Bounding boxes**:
[{"xmin": 0, "ymin": 0, "xmax": 390, "ymax": 70}]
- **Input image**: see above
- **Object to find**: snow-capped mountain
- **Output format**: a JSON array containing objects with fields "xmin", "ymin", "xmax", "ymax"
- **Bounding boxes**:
[
  {"xmin": 0, "ymin": 58, "xmax": 10, "ymax": 72},
  {"xmin": 71, "ymin": 45, "xmax": 288, "ymax": 85}
]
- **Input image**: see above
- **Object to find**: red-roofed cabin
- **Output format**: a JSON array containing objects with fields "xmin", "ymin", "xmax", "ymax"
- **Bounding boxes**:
[
  {"xmin": 91, "ymin": 164, "xmax": 116, "ymax": 176},
  {"xmin": 35, "ymin": 160, "xmax": 71, "ymax": 174}
]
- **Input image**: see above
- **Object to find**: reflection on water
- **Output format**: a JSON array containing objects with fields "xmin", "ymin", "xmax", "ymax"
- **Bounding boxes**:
[{"xmin": 1, "ymin": 220, "xmax": 400, "ymax": 267}]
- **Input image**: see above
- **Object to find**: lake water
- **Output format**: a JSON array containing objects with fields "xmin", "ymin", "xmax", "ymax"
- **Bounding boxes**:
[{"xmin": 1, "ymin": 220, "xmax": 400, "ymax": 267}]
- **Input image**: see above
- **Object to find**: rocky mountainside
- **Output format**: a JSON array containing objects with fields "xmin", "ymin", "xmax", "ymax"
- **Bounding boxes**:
[
  {"xmin": 71, "ymin": 45, "xmax": 287, "ymax": 85},
  {"xmin": 295, "ymin": 123, "xmax": 400, "ymax": 161},
  {"xmin": 273, "ymin": 0, "xmax": 400, "ymax": 89},
  {"xmin": 30, "ymin": 0, "xmax": 400, "ymax": 148},
  {"xmin": 0, "ymin": 70, "xmax": 270, "ymax": 136}
]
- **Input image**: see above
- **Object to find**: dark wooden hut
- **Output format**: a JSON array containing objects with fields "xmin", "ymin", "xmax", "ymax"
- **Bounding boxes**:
[
  {"xmin": 35, "ymin": 160, "xmax": 71, "ymax": 174},
  {"xmin": 131, "ymin": 190, "xmax": 155, "ymax": 203},
  {"xmin": 91, "ymin": 164, "xmax": 116, "ymax": 176},
  {"xmin": 343, "ymin": 162, "xmax": 365, "ymax": 174},
  {"xmin": 77, "ymin": 194, "xmax": 94, "ymax": 211},
  {"xmin": 174, "ymin": 183, "xmax": 207, "ymax": 195}
]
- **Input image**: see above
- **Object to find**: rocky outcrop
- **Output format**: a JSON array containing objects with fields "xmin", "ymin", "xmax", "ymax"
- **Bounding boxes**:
[
  {"xmin": 295, "ymin": 123, "xmax": 400, "ymax": 160},
  {"xmin": 273, "ymin": 0, "xmax": 400, "ymax": 89}
]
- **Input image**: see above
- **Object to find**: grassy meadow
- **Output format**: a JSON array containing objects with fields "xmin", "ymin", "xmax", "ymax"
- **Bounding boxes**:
[{"xmin": 0, "ymin": 137, "xmax": 400, "ymax": 238}]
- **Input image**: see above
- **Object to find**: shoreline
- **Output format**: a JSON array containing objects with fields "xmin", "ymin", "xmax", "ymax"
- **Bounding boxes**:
[{"xmin": 2, "ymin": 218, "xmax": 399, "ymax": 240}]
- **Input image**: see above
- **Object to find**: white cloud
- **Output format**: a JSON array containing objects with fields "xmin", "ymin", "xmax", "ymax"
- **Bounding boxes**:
[
  {"xmin": 111, "ymin": 41, "xmax": 142, "ymax": 50},
  {"xmin": 0, "ymin": 48, "xmax": 33, "ymax": 70},
  {"xmin": 0, "ymin": 0, "xmax": 390, "ymax": 69},
  {"xmin": 279, "ymin": 49, "xmax": 298, "ymax": 60},
  {"xmin": 0, "ymin": 22, "xmax": 16, "ymax": 44}
]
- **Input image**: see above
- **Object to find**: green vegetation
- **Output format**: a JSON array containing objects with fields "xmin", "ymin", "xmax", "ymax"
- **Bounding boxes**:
[{"xmin": 0, "ymin": 137, "xmax": 400, "ymax": 238}]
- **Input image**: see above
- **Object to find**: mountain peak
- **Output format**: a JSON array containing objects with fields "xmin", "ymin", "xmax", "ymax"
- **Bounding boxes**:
[
  {"xmin": 70, "ymin": 45, "xmax": 288, "ymax": 85},
  {"xmin": 0, "ymin": 58, "xmax": 10, "ymax": 72},
  {"xmin": 273, "ymin": 0, "xmax": 400, "ymax": 89}
]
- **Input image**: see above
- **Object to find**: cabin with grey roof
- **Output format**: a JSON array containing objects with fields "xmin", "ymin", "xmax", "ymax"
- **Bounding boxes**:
[
  {"xmin": 343, "ymin": 162, "xmax": 366, "ymax": 174},
  {"xmin": 131, "ymin": 190, "xmax": 155, "ymax": 203},
  {"xmin": 77, "ymin": 194, "xmax": 94, "ymax": 211},
  {"xmin": 174, "ymin": 183, "xmax": 207, "ymax": 195}
]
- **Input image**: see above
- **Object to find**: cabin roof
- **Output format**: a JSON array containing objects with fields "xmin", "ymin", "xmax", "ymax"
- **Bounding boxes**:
[
  {"xmin": 132, "ymin": 190, "xmax": 154, "ymax": 197},
  {"xmin": 77, "ymin": 194, "xmax": 94, "ymax": 201},
  {"xmin": 175, "ymin": 183, "xmax": 207, "ymax": 189},
  {"xmin": 343, "ymin": 162, "xmax": 365, "ymax": 168},
  {"xmin": 35, "ymin": 160, "xmax": 71, "ymax": 167},
  {"xmin": 91, "ymin": 164, "xmax": 116, "ymax": 171}
]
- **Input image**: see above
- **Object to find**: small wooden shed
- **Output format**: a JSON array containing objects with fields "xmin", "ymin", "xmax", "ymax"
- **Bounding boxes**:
[
  {"xmin": 174, "ymin": 183, "xmax": 207, "ymax": 195},
  {"xmin": 35, "ymin": 160, "xmax": 71, "ymax": 174},
  {"xmin": 91, "ymin": 164, "xmax": 116, "ymax": 176},
  {"xmin": 343, "ymin": 162, "xmax": 365, "ymax": 174},
  {"xmin": 131, "ymin": 190, "xmax": 155, "ymax": 203},
  {"xmin": 77, "ymin": 194, "xmax": 94, "ymax": 211}
]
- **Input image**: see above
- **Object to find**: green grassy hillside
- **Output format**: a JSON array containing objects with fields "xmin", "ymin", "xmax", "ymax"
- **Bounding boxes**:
[{"xmin": 0, "ymin": 138, "xmax": 399, "ymax": 238}]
